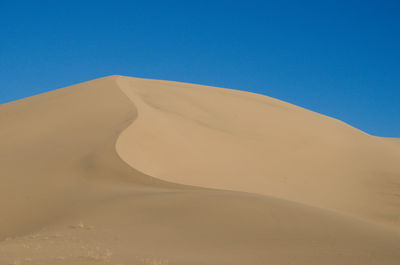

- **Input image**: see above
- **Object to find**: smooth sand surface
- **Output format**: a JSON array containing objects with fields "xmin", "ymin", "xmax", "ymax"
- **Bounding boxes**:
[{"xmin": 1, "ymin": 75, "xmax": 399, "ymax": 265}]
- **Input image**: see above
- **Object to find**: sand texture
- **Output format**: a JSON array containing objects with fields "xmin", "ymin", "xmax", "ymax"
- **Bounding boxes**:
[{"xmin": 1, "ymin": 75, "xmax": 399, "ymax": 265}]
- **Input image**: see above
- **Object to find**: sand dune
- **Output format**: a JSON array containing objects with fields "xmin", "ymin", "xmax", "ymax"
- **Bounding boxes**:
[{"xmin": 0, "ymin": 75, "xmax": 399, "ymax": 265}]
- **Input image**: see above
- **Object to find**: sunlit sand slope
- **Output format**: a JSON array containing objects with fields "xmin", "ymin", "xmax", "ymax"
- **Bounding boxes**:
[{"xmin": 116, "ymin": 76, "xmax": 400, "ymax": 227}]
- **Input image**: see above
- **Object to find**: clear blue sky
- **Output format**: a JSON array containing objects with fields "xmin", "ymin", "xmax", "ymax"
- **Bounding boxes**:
[{"xmin": 1, "ymin": 0, "xmax": 399, "ymax": 137}]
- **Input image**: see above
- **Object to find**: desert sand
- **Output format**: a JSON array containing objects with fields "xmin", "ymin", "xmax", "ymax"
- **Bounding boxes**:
[{"xmin": 0, "ymin": 75, "xmax": 399, "ymax": 265}]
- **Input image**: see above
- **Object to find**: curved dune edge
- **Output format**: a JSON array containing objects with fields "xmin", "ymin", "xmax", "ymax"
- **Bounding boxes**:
[{"xmin": 0, "ymin": 75, "xmax": 399, "ymax": 265}]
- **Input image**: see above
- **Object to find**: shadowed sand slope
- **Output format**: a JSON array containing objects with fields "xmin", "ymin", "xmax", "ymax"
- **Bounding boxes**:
[{"xmin": 0, "ymin": 75, "xmax": 400, "ymax": 265}]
